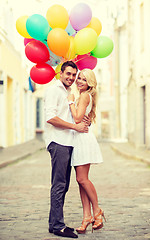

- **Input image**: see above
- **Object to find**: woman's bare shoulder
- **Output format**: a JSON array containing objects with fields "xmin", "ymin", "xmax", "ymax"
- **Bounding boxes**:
[{"xmin": 79, "ymin": 92, "xmax": 90, "ymax": 103}]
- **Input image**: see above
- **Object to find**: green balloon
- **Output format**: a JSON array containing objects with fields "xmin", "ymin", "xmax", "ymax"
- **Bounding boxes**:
[
  {"xmin": 91, "ymin": 36, "xmax": 114, "ymax": 58},
  {"xmin": 26, "ymin": 14, "xmax": 51, "ymax": 41}
]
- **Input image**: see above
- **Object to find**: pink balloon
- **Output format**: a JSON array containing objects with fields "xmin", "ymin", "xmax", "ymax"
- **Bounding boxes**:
[
  {"xmin": 75, "ymin": 54, "xmax": 97, "ymax": 70},
  {"xmin": 30, "ymin": 63, "xmax": 56, "ymax": 84},
  {"xmin": 24, "ymin": 38, "xmax": 35, "ymax": 46},
  {"xmin": 70, "ymin": 3, "xmax": 92, "ymax": 31},
  {"xmin": 25, "ymin": 40, "xmax": 50, "ymax": 63}
]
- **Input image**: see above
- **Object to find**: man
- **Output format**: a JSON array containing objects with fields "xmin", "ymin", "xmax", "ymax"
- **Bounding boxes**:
[{"xmin": 44, "ymin": 61, "xmax": 89, "ymax": 238}]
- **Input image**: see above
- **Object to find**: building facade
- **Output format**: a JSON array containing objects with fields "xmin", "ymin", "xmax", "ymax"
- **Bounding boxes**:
[
  {"xmin": 111, "ymin": 0, "xmax": 150, "ymax": 149},
  {"xmin": 0, "ymin": 1, "xmax": 37, "ymax": 147},
  {"xmin": 127, "ymin": 0, "xmax": 150, "ymax": 149}
]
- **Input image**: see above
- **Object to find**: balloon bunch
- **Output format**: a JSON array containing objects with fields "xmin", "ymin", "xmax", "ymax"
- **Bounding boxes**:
[{"xmin": 16, "ymin": 3, "xmax": 114, "ymax": 84}]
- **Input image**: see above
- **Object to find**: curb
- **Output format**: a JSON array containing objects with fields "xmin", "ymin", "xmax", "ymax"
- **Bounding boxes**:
[
  {"xmin": 111, "ymin": 144, "xmax": 150, "ymax": 166},
  {"xmin": 0, "ymin": 153, "xmax": 31, "ymax": 169},
  {"xmin": 0, "ymin": 139, "xmax": 45, "ymax": 169}
]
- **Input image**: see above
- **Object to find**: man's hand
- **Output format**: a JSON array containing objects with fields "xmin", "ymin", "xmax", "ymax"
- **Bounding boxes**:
[
  {"xmin": 82, "ymin": 115, "xmax": 91, "ymax": 126},
  {"xmin": 74, "ymin": 121, "xmax": 88, "ymax": 133}
]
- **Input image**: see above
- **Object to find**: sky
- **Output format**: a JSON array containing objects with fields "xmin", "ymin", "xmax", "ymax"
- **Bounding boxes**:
[{"xmin": 10, "ymin": 0, "xmax": 114, "ymax": 35}]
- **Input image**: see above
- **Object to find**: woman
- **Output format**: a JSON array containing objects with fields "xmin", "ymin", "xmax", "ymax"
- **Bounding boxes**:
[{"xmin": 68, "ymin": 69, "xmax": 106, "ymax": 234}]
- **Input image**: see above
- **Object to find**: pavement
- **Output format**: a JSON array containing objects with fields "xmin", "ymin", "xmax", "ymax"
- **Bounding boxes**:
[
  {"xmin": 0, "ymin": 138, "xmax": 150, "ymax": 169},
  {"xmin": 0, "ymin": 138, "xmax": 45, "ymax": 168},
  {"xmin": 111, "ymin": 141, "xmax": 150, "ymax": 166},
  {"xmin": 0, "ymin": 141, "xmax": 150, "ymax": 240}
]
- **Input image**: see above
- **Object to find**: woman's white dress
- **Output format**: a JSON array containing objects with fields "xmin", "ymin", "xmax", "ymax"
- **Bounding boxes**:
[{"xmin": 71, "ymin": 94, "xmax": 103, "ymax": 167}]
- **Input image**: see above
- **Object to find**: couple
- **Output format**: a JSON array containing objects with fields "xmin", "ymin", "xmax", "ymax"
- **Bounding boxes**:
[{"xmin": 44, "ymin": 61, "xmax": 105, "ymax": 238}]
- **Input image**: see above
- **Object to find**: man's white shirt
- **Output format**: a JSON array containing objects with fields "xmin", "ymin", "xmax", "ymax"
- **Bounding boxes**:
[{"xmin": 44, "ymin": 79, "xmax": 74, "ymax": 148}]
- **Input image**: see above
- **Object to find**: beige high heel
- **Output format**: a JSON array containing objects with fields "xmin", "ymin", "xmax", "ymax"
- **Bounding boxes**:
[
  {"xmin": 76, "ymin": 216, "xmax": 95, "ymax": 234},
  {"xmin": 92, "ymin": 209, "xmax": 106, "ymax": 230}
]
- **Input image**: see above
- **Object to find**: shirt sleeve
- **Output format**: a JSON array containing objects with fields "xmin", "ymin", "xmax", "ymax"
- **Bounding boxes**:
[{"xmin": 44, "ymin": 86, "xmax": 58, "ymax": 122}]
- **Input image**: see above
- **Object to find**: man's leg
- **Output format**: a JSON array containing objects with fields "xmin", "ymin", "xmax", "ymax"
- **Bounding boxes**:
[
  {"xmin": 62, "ymin": 147, "xmax": 73, "ymax": 205},
  {"xmin": 48, "ymin": 142, "xmax": 73, "ymax": 232}
]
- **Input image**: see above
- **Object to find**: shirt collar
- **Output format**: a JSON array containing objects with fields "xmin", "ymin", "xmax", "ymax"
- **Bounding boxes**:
[{"xmin": 56, "ymin": 80, "xmax": 71, "ymax": 93}]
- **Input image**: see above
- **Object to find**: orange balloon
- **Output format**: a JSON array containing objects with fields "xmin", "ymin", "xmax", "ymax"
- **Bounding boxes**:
[
  {"xmin": 47, "ymin": 28, "xmax": 70, "ymax": 57},
  {"xmin": 65, "ymin": 36, "xmax": 76, "ymax": 60},
  {"xmin": 86, "ymin": 17, "xmax": 102, "ymax": 36}
]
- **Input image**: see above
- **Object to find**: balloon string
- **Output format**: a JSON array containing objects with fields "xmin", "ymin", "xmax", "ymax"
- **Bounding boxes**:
[
  {"xmin": 73, "ymin": 53, "xmax": 91, "ymax": 63},
  {"xmin": 48, "ymin": 55, "xmax": 61, "ymax": 61},
  {"xmin": 55, "ymin": 71, "xmax": 61, "ymax": 76},
  {"xmin": 55, "ymin": 53, "xmax": 91, "ymax": 76}
]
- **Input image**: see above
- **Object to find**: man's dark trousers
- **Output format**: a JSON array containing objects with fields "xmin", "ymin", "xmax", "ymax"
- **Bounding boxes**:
[{"xmin": 48, "ymin": 141, "xmax": 73, "ymax": 233}]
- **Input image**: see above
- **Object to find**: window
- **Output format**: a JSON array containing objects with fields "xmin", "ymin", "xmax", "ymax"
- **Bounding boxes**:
[{"xmin": 36, "ymin": 98, "xmax": 42, "ymax": 128}]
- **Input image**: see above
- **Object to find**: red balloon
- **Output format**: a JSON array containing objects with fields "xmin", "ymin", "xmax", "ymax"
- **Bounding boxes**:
[
  {"xmin": 30, "ymin": 63, "xmax": 56, "ymax": 84},
  {"xmin": 24, "ymin": 38, "xmax": 35, "ymax": 46},
  {"xmin": 25, "ymin": 40, "xmax": 50, "ymax": 63},
  {"xmin": 75, "ymin": 53, "xmax": 97, "ymax": 70}
]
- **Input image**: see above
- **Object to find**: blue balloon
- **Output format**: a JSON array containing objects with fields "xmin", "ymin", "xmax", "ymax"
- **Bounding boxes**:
[
  {"xmin": 42, "ymin": 40, "xmax": 62, "ymax": 66},
  {"xmin": 47, "ymin": 50, "xmax": 62, "ymax": 66},
  {"xmin": 65, "ymin": 21, "xmax": 76, "ymax": 36},
  {"xmin": 26, "ymin": 14, "xmax": 51, "ymax": 41}
]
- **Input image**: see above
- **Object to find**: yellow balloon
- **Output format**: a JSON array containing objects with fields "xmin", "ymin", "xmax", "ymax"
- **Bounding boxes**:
[
  {"xmin": 55, "ymin": 63, "xmax": 62, "ymax": 79},
  {"xmin": 16, "ymin": 16, "xmax": 32, "ymax": 38},
  {"xmin": 86, "ymin": 17, "xmax": 102, "ymax": 36},
  {"xmin": 46, "ymin": 4, "xmax": 69, "ymax": 29},
  {"xmin": 65, "ymin": 36, "xmax": 76, "ymax": 60},
  {"xmin": 74, "ymin": 28, "xmax": 98, "ymax": 55}
]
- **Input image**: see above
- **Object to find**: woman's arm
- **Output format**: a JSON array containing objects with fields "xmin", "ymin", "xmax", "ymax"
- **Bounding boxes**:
[
  {"xmin": 47, "ymin": 116, "xmax": 88, "ymax": 132},
  {"xmin": 69, "ymin": 92, "xmax": 90, "ymax": 123}
]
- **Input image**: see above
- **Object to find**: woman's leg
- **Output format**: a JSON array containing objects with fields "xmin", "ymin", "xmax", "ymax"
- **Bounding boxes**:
[
  {"xmin": 76, "ymin": 164, "xmax": 100, "ymax": 216},
  {"xmin": 78, "ymin": 184, "xmax": 92, "ymax": 218}
]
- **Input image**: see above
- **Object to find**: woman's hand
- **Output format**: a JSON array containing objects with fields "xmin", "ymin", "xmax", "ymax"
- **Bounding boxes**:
[
  {"xmin": 82, "ymin": 115, "xmax": 91, "ymax": 126},
  {"xmin": 68, "ymin": 94, "xmax": 75, "ymax": 101}
]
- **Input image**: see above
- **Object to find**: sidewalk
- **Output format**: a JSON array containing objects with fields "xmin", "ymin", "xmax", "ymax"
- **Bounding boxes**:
[
  {"xmin": 1, "ymin": 140, "xmax": 150, "ymax": 240},
  {"xmin": 0, "ymin": 138, "xmax": 150, "ymax": 169},
  {"xmin": 0, "ymin": 138, "xmax": 45, "ymax": 168},
  {"xmin": 111, "ymin": 141, "xmax": 150, "ymax": 166}
]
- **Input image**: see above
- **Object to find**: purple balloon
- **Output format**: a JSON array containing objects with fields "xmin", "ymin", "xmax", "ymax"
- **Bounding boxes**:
[{"xmin": 70, "ymin": 3, "xmax": 92, "ymax": 31}]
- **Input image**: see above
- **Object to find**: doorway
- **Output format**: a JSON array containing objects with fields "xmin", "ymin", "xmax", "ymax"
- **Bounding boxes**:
[{"xmin": 6, "ymin": 76, "xmax": 14, "ymax": 146}]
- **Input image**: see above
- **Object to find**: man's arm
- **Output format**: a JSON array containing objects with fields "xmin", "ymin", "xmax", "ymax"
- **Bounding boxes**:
[{"xmin": 47, "ymin": 116, "xmax": 88, "ymax": 133}]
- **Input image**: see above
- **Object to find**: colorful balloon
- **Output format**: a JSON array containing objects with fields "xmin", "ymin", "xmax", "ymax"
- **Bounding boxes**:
[
  {"xmin": 91, "ymin": 36, "xmax": 114, "ymax": 58},
  {"xmin": 16, "ymin": 16, "xmax": 32, "ymax": 38},
  {"xmin": 65, "ymin": 21, "xmax": 76, "ymax": 36},
  {"xmin": 86, "ymin": 17, "xmax": 102, "ymax": 36},
  {"xmin": 75, "ymin": 54, "xmax": 97, "ymax": 70},
  {"xmin": 24, "ymin": 38, "xmax": 34, "ymax": 46},
  {"xmin": 74, "ymin": 28, "xmax": 97, "ymax": 55},
  {"xmin": 55, "ymin": 63, "xmax": 62, "ymax": 79},
  {"xmin": 30, "ymin": 63, "xmax": 55, "ymax": 84},
  {"xmin": 41, "ymin": 40, "xmax": 63, "ymax": 66},
  {"xmin": 46, "ymin": 4, "xmax": 69, "ymax": 29},
  {"xmin": 47, "ymin": 49, "xmax": 62, "ymax": 66},
  {"xmin": 25, "ymin": 40, "xmax": 50, "ymax": 63},
  {"xmin": 47, "ymin": 28, "xmax": 70, "ymax": 57},
  {"xmin": 70, "ymin": 3, "xmax": 92, "ymax": 31},
  {"xmin": 16, "ymin": 3, "xmax": 113, "ymax": 86},
  {"xmin": 65, "ymin": 36, "xmax": 76, "ymax": 60},
  {"xmin": 26, "ymin": 14, "xmax": 51, "ymax": 41}
]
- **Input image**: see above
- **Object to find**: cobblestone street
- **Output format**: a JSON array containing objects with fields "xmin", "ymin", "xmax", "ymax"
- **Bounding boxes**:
[{"xmin": 0, "ymin": 143, "xmax": 150, "ymax": 240}]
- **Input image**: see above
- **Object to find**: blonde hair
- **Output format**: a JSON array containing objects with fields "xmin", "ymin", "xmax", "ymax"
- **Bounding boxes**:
[{"xmin": 79, "ymin": 69, "xmax": 97, "ymax": 123}]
